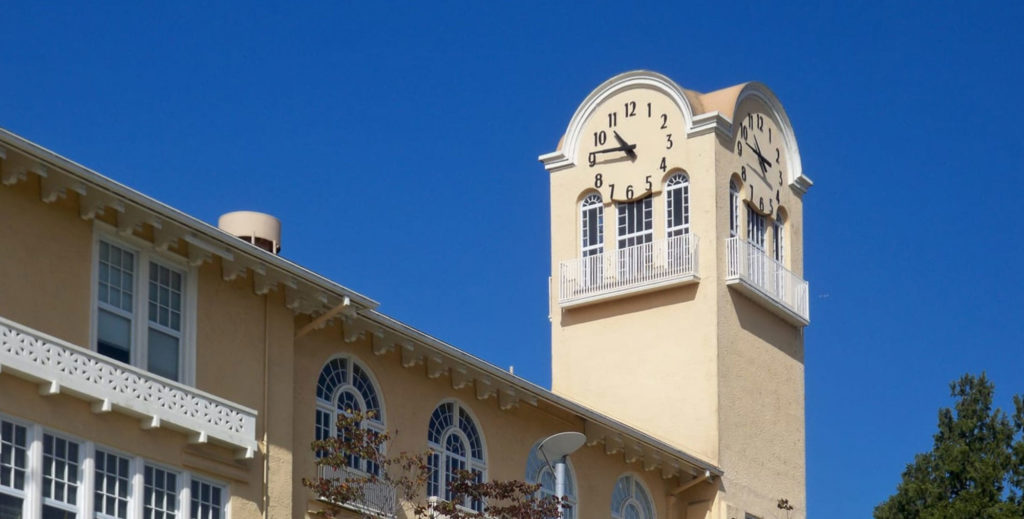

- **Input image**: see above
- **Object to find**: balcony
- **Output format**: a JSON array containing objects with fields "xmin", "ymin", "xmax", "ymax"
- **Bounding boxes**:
[
  {"xmin": 0, "ymin": 315, "xmax": 258, "ymax": 457},
  {"xmin": 318, "ymin": 465, "xmax": 398, "ymax": 518},
  {"xmin": 558, "ymin": 234, "xmax": 700, "ymax": 308},
  {"xmin": 725, "ymin": 237, "xmax": 810, "ymax": 326}
]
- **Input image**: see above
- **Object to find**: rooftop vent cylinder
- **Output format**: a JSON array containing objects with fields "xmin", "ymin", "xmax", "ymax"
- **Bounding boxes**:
[{"xmin": 217, "ymin": 211, "xmax": 281, "ymax": 254}]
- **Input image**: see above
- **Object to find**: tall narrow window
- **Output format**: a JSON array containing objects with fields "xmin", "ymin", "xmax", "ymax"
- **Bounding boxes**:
[
  {"xmin": 617, "ymin": 197, "xmax": 653, "ymax": 279},
  {"xmin": 746, "ymin": 206, "xmax": 765, "ymax": 250},
  {"xmin": 0, "ymin": 420, "xmax": 27, "ymax": 518},
  {"xmin": 580, "ymin": 193, "xmax": 604, "ymax": 258},
  {"xmin": 610, "ymin": 474, "xmax": 655, "ymax": 519},
  {"xmin": 665, "ymin": 173, "xmax": 689, "ymax": 237},
  {"xmin": 95, "ymin": 239, "xmax": 190, "ymax": 382},
  {"xmin": 144, "ymin": 465, "xmax": 178, "ymax": 519},
  {"xmin": 427, "ymin": 402, "xmax": 486, "ymax": 512},
  {"xmin": 190, "ymin": 478, "xmax": 224, "ymax": 519},
  {"xmin": 729, "ymin": 180, "xmax": 740, "ymax": 237},
  {"xmin": 94, "ymin": 450, "xmax": 131, "ymax": 518},
  {"xmin": 315, "ymin": 357, "xmax": 385, "ymax": 475},
  {"xmin": 773, "ymin": 213, "xmax": 785, "ymax": 264},
  {"xmin": 525, "ymin": 442, "xmax": 577, "ymax": 519},
  {"xmin": 42, "ymin": 433, "xmax": 80, "ymax": 518}
]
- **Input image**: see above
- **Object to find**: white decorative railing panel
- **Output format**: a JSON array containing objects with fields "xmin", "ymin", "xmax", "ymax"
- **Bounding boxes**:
[
  {"xmin": 559, "ymin": 234, "xmax": 700, "ymax": 307},
  {"xmin": 0, "ymin": 316, "xmax": 258, "ymax": 456},
  {"xmin": 725, "ymin": 237, "xmax": 809, "ymax": 325}
]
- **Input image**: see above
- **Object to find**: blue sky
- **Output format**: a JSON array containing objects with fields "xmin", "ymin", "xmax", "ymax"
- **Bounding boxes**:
[{"xmin": 3, "ymin": 2, "xmax": 1023, "ymax": 516}]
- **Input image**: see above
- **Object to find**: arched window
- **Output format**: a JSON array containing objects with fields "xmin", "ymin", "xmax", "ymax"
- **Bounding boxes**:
[
  {"xmin": 729, "ymin": 180, "xmax": 740, "ymax": 237},
  {"xmin": 315, "ymin": 357, "xmax": 384, "ymax": 474},
  {"xmin": 427, "ymin": 401, "xmax": 486, "ymax": 512},
  {"xmin": 580, "ymin": 193, "xmax": 604, "ymax": 258},
  {"xmin": 525, "ymin": 442, "xmax": 577, "ymax": 519},
  {"xmin": 611, "ymin": 474, "xmax": 654, "ymax": 519},
  {"xmin": 665, "ymin": 173, "xmax": 689, "ymax": 237}
]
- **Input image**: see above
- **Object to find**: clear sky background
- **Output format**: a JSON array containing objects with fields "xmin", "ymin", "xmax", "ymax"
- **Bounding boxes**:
[{"xmin": 2, "ymin": 2, "xmax": 1023, "ymax": 516}]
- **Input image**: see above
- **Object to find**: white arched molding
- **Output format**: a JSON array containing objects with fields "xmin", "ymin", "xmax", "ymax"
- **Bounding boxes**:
[
  {"xmin": 315, "ymin": 355, "xmax": 386, "ymax": 475},
  {"xmin": 539, "ymin": 70, "xmax": 698, "ymax": 173},
  {"xmin": 732, "ymin": 82, "xmax": 812, "ymax": 194},
  {"xmin": 427, "ymin": 400, "xmax": 487, "ymax": 512},
  {"xmin": 525, "ymin": 441, "xmax": 578, "ymax": 519}
]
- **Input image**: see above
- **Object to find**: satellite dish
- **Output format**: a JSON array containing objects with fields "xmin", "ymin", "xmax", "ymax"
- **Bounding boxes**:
[{"xmin": 538, "ymin": 431, "xmax": 586, "ymax": 460}]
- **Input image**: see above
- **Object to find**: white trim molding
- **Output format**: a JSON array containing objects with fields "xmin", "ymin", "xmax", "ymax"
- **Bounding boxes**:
[
  {"xmin": 732, "ymin": 82, "xmax": 812, "ymax": 195},
  {"xmin": 0, "ymin": 315, "xmax": 258, "ymax": 458},
  {"xmin": 539, "ymin": 70, "xmax": 698, "ymax": 173}
]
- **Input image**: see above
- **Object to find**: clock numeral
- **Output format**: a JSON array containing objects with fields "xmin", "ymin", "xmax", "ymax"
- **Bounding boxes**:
[
  {"xmin": 749, "ymin": 184, "xmax": 754, "ymax": 200},
  {"xmin": 778, "ymin": 171, "xmax": 783, "ymax": 186},
  {"xmin": 645, "ymin": 175, "xmax": 652, "ymax": 192},
  {"xmin": 588, "ymin": 153, "xmax": 597, "ymax": 167},
  {"xmin": 660, "ymin": 114, "xmax": 668, "ymax": 129},
  {"xmin": 647, "ymin": 102, "xmax": 652, "ymax": 117},
  {"xmin": 768, "ymin": 127, "xmax": 772, "ymax": 143},
  {"xmin": 747, "ymin": 113, "xmax": 753, "ymax": 127},
  {"xmin": 741, "ymin": 166, "xmax": 747, "ymax": 181},
  {"xmin": 665, "ymin": 134, "xmax": 673, "ymax": 149},
  {"xmin": 594, "ymin": 173, "xmax": 603, "ymax": 188},
  {"xmin": 608, "ymin": 112, "xmax": 617, "ymax": 128},
  {"xmin": 626, "ymin": 185, "xmax": 635, "ymax": 200},
  {"xmin": 757, "ymin": 114, "xmax": 764, "ymax": 130},
  {"xmin": 624, "ymin": 101, "xmax": 636, "ymax": 117},
  {"xmin": 609, "ymin": 184, "xmax": 616, "ymax": 199},
  {"xmin": 776, "ymin": 148, "xmax": 780, "ymax": 164},
  {"xmin": 736, "ymin": 141, "xmax": 743, "ymax": 156},
  {"xmin": 759, "ymin": 197, "xmax": 765, "ymax": 212},
  {"xmin": 776, "ymin": 190, "xmax": 780, "ymax": 203},
  {"xmin": 659, "ymin": 157, "xmax": 667, "ymax": 172},
  {"xmin": 741, "ymin": 125, "xmax": 748, "ymax": 141},
  {"xmin": 594, "ymin": 131, "xmax": 607, "ymax": 146},
  {"xmin": 769, "ymin": 199, "xmax": 774, "ymax": 213}
]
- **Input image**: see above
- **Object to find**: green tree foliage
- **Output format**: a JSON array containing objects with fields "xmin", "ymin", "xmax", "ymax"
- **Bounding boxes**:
[
  {"xmin": 302, "ymin": 410, "xmax": 565, "ymax": 519},
  {"xmin": 874, "ymin": 373, "xmax": 1024, "ymax": 519}
]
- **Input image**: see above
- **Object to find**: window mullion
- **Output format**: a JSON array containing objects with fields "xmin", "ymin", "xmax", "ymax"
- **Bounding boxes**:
[
  {"xmin": 180, "ymin": 472, "xmax": 192, "ymax": 519},
  {"xmin": 25, "ymin": 425, "xmax": 41, "ymax": 519},
  {"xmin": 81, "ymin": 441, "xmax": 96, "ymax": 519},
  {"xmin": 135, "ymin": 252, "xmax": 149, "ymax": 373},
  {"xmin": 130, "ymin": 457, "xmax": 143, "ymax": 519}
]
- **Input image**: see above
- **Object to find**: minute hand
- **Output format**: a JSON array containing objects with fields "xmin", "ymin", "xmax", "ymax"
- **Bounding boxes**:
[{"xmin": 592, "ymin": 144, "xmax": 637, "ymax": 154}]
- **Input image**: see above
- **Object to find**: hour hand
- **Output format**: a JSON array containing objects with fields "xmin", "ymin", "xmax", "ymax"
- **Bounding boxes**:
[{"xmin": 612, "ymin": 131, "xmax": 637, "ymax": 160}]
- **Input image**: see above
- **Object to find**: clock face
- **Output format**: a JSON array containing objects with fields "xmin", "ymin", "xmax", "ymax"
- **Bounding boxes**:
[
  {"xmin": 734, "ymin": 104, "xmax": 788, "ymax": 217},
  {"xmin": 578, "ymin": 90, "xmax": 685, "ymax": 203}
]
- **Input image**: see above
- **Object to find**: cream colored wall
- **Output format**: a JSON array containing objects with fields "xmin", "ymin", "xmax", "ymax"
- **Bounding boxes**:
[
  {"xmin": 549, "ymin": 88, "xmax": 723, "ymax": 463},
  {"xmin": 713, "ymin": 107, "xmax": 807, "ymax": 518},
  {"xmin": 0, "ymin": 175, "xmax": 288, "ymax": 518},
  {"xmin": 293, "ymin": 319, "xmax": 708, "ymax": 519},
  {"xmin": 0, "ymin": 180, "xmax": 92, "ymax": 346}
]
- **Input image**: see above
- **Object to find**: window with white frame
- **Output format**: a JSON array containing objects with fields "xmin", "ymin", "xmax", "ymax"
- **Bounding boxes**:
[
  {"xmin": 773, "ymin": 213, "xmax": 785, "ymax": 264},
  {"xmin": 665, "ymin": 173, "xmax": 689, "ymax": 238},
  {"xmin": 427, "ymin": 401, "xmax": 486, "ymax": 512},
  {"xmin": 525, "ymin": 442, "xmax": 576, "ymax": 519},
  {"xmin": 616, "ymin": 197, "xmax": 653, "ymax": 279},
  {"xmin": 746, "ymin": 206, "xmax": 766, "ymax": 251},
  {"xmin": 580, "ymin": 193, "xmax": 604, "ymax": 258},
  {"xmin": 610, "ymin": 474, "xmax": 654, "ymax": 519},
  {"xmin": 729, "ymin": 180, "xmax": 740, "ymax": 237},
  {"xmin": 95, "ymin": 238, "xmax": 192, "ymax": 383},
  {"xmin": 0, "ymin": 416, "xmax": 227, "ymax": 519},
  {"xmin": 314, "ymin": 357, "xmax": 385, "ymax": 475}
]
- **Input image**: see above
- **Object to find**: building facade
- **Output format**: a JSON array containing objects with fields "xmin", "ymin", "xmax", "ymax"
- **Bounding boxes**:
[{"xmin": 0, "ymin": 70, "xmax": 810, "ymax": 519}]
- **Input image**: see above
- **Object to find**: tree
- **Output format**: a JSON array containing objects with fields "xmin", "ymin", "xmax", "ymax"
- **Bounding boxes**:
[
  {"xmin": 303, "ymin": 411, "xmax": 565, "ymax": 519},
  {"xmin": 874, "ymin": 373, "xmax": 1024, "ymax": 519}
]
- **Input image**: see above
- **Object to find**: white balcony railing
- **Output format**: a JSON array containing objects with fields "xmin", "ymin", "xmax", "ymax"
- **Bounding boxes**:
[
  {"xmin": 0, "ymin": 315, "xmax": 258, "ymax": 457},
  {"xmin": 319, "ymin": 465, "xmax": 398, "ymax": 518},
  {"xmin": 725, "ymin": 237, "xmax": 810, "ymax": 325},
  {"xmin": 558, "ymin": 234, "xmax": 700, "ymax": 308}
]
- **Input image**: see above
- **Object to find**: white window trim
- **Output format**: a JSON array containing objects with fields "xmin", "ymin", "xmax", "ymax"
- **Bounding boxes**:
[
  {"xmin": 665, "ymin": 173, "xmax": 690, "ymax": 237},
  {"xmin": 90, "ymin": 221, "xmax": 198, "ymax": 386},
  {"xmin": 426, "ymin": 400, "xmax": 487, "ymax": 511},
  {"xmin": 1, "ymin": 413, "xmax": 227, "ymax": 519},
  {"xmin": 314, "ymin": 356, "xmax": 388, "ymax": 475}
]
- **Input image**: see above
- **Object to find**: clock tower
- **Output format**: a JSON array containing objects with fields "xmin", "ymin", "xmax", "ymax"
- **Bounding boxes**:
[{"xmin": 540, "ymin": 71, "xmax": 812, "ymax": 519}]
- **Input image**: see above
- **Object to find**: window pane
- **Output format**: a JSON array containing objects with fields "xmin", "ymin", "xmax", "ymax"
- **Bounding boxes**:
[
  {"xmin": 42, "ymin": 505, "xmax": 75, "ymax": 519},
  {"xmin": 42, "ymin": 435, "xmax": 79, "ymax": 507},
  {"xmin": 0, "ymin": 493, "xmax": 22, "ymax": 519},
  {"xmin": 191, "ymin": 479, "xmax": 224, "ymax": 519},
  {"xmin": 144, "ymin": 465, "xmax": 178, "ymax": 519},
  {"xmin": 147, "ymin": 329, "xmax": 180, "ymax": 381},
  {"xmin": 95, "ymin": 450, "xmax": 131, "ymax": 518},
  {"xmin": 98, "ymin": 309, "xmax": 132, "ymax": 364},
  {"xmin": 1, "ymin": 421, "xmax": 27, "ymax": 492}
]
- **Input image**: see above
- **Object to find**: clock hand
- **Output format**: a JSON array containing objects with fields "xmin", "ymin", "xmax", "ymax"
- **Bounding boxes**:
[
  {"xmin": 746, "ymin": 140, "xmax": 772, "ymax": 174},
  {"xmin": 592, "ymin": 144, "xmax": 637, "ymax": 155},
  {"xmin": 612, "ymin": 131, "xmax": 638, "ymax": 160}
]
